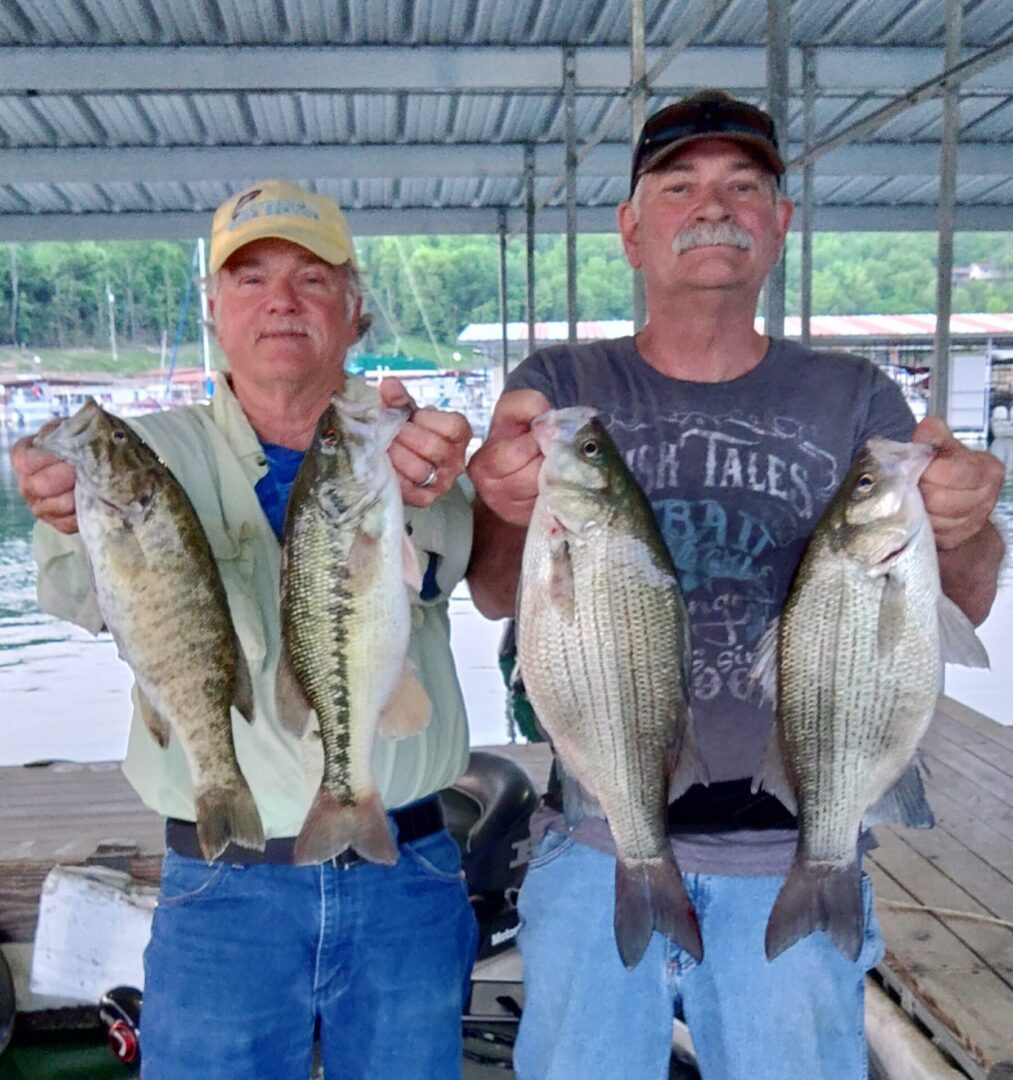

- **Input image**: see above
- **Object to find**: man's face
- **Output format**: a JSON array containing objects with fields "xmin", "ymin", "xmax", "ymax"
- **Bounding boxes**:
[
  {"xmin": 618, "ymin": 138, "xmax": 793, "ymax": 298},
  {"xmin": 209, "ymin": 237, "xmax": 360, "ymax": 391}
]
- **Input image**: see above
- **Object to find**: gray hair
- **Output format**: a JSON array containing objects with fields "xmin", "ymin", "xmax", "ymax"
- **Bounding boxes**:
[{"xmin": 204, "ymin": 261, "xmax": 373, "ymax": 341}]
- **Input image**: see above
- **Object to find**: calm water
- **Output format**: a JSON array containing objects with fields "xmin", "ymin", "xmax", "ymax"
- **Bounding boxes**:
[{"xmin": 1, "ymin": 430, "xmax": 1011, "ymax": 767}]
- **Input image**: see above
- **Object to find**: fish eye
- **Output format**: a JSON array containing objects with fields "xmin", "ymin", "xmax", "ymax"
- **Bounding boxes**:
[
  {"xmin": 581, "ymin": 439, "xmax": 599, "ymax": 457},
  {"xmin": 111, "ymin": 428, "xmax": 128, "ymax": 443},
  {"xmin": 321, "ymin": 428, "xmax": 339, "ymax": 447},
  {"xmin": 855, "ymin": 472, "xmax": 875, "ymax": 492}
]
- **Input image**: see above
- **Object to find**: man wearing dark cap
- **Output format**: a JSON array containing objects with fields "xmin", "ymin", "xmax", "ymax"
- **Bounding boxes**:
[
  {"xmin": 14, "ymin": 180, "xmax": 478, "ymax": 1078},
  {"xmin": 467, "ymin": 90, "xmax": 1004, "ymax": 1078}
]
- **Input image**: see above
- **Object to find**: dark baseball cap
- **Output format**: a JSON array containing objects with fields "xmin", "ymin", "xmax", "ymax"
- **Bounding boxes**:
[{"xmin": 630, "ymin": 89, "xmax": 785, "ymax": 197}]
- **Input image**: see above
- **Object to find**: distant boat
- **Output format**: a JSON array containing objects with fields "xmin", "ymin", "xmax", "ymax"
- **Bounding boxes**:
[{"xmin": 991, "ymin": 405, "xmax": 1013, "ymax": 440}]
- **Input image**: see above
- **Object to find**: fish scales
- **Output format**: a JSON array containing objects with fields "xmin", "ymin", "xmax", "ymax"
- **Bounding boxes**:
[{"xmin": 518, "ymin": 407, "xmax": 706, "ymax": 968}]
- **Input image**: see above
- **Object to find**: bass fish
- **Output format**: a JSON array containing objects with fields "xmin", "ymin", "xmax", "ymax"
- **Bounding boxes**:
[
  {"xmin": 517, "ymin": 406, "xmax": 707, "ymax": 969},
  {"xmin": 278, "ymin": 397, "xmax": 431, "ymax": 866},
  {"xmin": 36, "ymin": 399, "xmax": 264, "ymax": 862},
  {"xmin": 751, "ymin": 437, "xmax": 988, "ymax": 961}
]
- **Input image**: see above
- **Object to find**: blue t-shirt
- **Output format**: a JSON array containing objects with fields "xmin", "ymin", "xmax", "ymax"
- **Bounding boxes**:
[{"xmin": 255, "ymin": 441, "xmax": 305, "ymax": 540}]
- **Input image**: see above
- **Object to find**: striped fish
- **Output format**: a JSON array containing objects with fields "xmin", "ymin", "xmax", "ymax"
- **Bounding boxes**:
[
  {"xmin": 517, "ymin": 407, "xmax": 707, "ymax": 970},
  {"xmin": 752, "ymin": 437, "xmax": 988, "ymax": 961},
  {"xmin": 278, "ymin": 397, "xmax": 431, "ymax": 866}
]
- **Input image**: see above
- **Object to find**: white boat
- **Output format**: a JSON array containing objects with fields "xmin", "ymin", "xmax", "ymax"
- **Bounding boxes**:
[{"xmin": 990, "ymin": 405, "xmax": 1013, "ymax": 440}]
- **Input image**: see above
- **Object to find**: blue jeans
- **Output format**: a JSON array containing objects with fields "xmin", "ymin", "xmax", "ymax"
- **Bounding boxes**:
[
  {"xmin": 515, "ymin": 833, "xmax": 884, "ymax": 1080},
  {"xmin": 141, "ymin": 829, "xmax": 478, "ymax": 1079}
]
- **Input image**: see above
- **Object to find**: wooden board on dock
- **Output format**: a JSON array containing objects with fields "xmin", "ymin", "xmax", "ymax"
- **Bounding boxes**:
[
  {"xmin": 868, "ymin": 696, "xmax": 1013, "ymax": 1080},
  {"xmin": 0, "ymin": 762, "xmax": 162, "ymax": 942}
]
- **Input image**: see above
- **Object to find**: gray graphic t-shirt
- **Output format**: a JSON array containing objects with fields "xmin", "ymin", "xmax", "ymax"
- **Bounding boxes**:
[{"xmin": 506, "ymin": 335, "xmax": 914, "ymax": 875}]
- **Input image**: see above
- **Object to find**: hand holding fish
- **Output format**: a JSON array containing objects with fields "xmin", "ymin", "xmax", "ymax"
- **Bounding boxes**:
[
  {"xmin": 467, "ymin": 389, "xmax": 549, "ymax": 525},
  {"xmin": 378, "ymin": 377, "xmax": 472, "ymax": 507},
  {"xmin": 10, "ymin": 420, "xmax": 79, "ymax": 535},
  {"xmin": 913, "ymin": 416, "xmax": 1005, "ymax": 625},
  {"xmin": 914, "ymin": 416, "xmax": 1005, "ymax": 551}
]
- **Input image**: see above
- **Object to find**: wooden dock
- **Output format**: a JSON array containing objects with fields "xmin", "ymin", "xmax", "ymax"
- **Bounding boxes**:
[{"xmin": 1, "ymin": 696, "xmax": 1010, "ymax": 1076}]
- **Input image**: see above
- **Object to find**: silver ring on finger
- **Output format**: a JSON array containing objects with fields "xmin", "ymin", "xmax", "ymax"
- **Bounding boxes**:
[{"xmin": 418, "ymin": 464, "xmax": 439, "ymax": 489}]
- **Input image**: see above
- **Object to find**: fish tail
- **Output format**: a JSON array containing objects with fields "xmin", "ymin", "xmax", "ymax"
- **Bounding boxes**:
[
  {"xmin": 293, "ymin": 787, "xmax": 399, "ymax": 867},
  {"xmin": 194, "ymin": 784, "xmax": 266, "ymax": 862},
  {"xmin": 614, "ymin": 856, "xmax": 703, "ymax": 969},
  {"xmin": 765, "ymin": 860, "xmax": 864, "ymax": 962}
]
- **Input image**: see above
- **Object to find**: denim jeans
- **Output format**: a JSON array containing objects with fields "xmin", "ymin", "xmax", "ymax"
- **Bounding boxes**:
[
  {"xmin": 141, "ymin": 828, "xmax": 478, "ymax": 1079},
  {"xmin": 515, "ymin": 833, "xmax": 884, "ymax": 1080}
]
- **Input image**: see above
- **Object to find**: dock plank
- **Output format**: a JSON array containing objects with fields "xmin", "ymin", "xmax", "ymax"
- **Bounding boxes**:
[
  {"xmin": 868, "ymin": 859, "xmax": 1013, "ymax": 1080},
  {"xmin": 938, "ymin": 695, "xmax": 1013, "ymax": 751}
]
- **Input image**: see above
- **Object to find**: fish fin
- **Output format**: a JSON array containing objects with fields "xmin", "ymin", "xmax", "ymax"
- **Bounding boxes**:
[
  {"xmin": 401, "ymin": 530, "xmax": 423, "ymax": 592},
  {"xmin": 938, "ymin": 593, "xmax": 990, "ymax": 668},
  {"xmin": 548, "ymin": 535, "xmax": 575, "ymax": 623},
  {"xmin": 614, "ymin": 856, "xmax": 703, "ymax": 969},
  {"xmin": 765, "ymin": 861, "xmax": 863, "ymax": 962},
  {"xmin": 377, "ymin": 665, "xmax": 432, "ymax": 739},
  {"xmin": 347, "ymin": 527, "xmax": 381, "ymax": 578},
  {"xmin": 751, "ymin": 723, "xmax": 797, "ymax": 815},
  {"xmin": 136, "ymin": 689, "xmax": 171, "ymax": 749},
  {"xmin": 748, "ymin": 619, "xmax": 780, "ymax": 707},
  {"xmin": 863, "ymin": 761, "xmax": 935, "ymax": 829},
  {"xmin": 877, "ymin": 572, "xmax": 908, "ymax": 656},
  {"xmin": 274, "ymin": 645, "xmax": 314, "ymax": 737},
  {"xmin": 232, "ymin": 644, "xmax": 255, "ymax": 725},
  {"xmin": 666, "ymin": 717, "xmax": 709, "ymax": 802},
  {"xmin": 558, "ymin": 763, "xmax": 603, "ymax": 828},
  {"xmin": 293, "ymin": 788, "xmax": 398, "ymax": 866},
  {"xmin": 194, "ymin": 784, "xmax": 266, "ymax": 861}
]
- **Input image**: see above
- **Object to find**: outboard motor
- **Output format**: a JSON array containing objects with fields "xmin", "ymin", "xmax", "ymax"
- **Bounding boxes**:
[
  {"xmin": 99, "ymin": 985, "xmax": 142, "ymax": 1072},
  {"xmin": 439, "ymin": 750, "xmax": 540, "ymax": 960}
]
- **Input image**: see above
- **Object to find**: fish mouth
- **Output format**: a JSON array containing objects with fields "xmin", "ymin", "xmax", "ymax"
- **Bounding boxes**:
[{"xmin": 530, "ymin": 406, "xmax": 597, "ymax": 453}]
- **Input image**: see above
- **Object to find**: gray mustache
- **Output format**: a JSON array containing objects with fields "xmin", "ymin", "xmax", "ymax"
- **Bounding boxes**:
[{"xmin": 673, "ymin": 223, "xmax": 753, "ymax": 254}]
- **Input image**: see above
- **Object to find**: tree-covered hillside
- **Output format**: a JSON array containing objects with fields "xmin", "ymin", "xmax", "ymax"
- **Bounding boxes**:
[{"xmin": 2, "ymin": 231, "xmax": 1012, "ymax": 365}]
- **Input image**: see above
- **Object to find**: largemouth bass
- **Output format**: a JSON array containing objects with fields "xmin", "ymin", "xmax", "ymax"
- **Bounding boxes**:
[
  {"xmin": 279, "ymin": 397, "xmax": 431, "ymax": 866},
  {"xmin": 752, "ymin": 437, "xmax": 988, "ymax": 961},
  {"xmin": 517, "ymin": 406, "xmax": 707, "ymax": 969},
  {"xmin": 35, "ymin": 399, "xmax": 264, "ymax": 861}
]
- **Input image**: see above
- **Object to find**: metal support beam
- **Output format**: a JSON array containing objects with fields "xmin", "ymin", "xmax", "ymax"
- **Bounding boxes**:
[
  {"xmin": 630, "ymin": 0, "xmax": 647, "ymax": 332},
  {"xmin": 801, "ymin": 47, "xmax": 816, "ymax": 347},
  {"xmin": 931, "ymin": 0, "xmax": 963, "ymax": 422},
  {"xmin": 524, "ymin": 145, "xmax": 537, "ymax": 357},
  {"xmin": 523, "ymin": 0, "xmax": 728, "ymax": 231},
  {"xmin": 764, "ymin": 0, "xmax": 789, "ymax": 340},
  {"xmin": 790, "ymin": 33, "xmax": 1013, "ymax": 169},
  {"xmin": 564, "ymin": 48, "xmax": 579, "ymax": 345},
  {"xmin": 498, "ymin": 210, "xmax": 510, "ymax": 380}
]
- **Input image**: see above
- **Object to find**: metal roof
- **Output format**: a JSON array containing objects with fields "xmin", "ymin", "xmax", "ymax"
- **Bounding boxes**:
[{"xmin": 0, "ymin": 0, "xmax": 1012, "ymax": 240}]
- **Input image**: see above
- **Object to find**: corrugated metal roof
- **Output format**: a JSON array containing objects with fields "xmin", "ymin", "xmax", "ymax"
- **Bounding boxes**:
[
  {"xmin": 459, "ymin": 313, "xmax": 1013, "ymax": 344},
  {"xmin": 0, "ymin": 0, "xmax": 1010, "ymax": 238}
]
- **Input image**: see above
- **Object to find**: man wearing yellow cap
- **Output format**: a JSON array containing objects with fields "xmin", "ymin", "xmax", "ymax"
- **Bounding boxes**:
[{"xmin": 13, "ymin": 181, "xmax": 478, "ymax": 1078}]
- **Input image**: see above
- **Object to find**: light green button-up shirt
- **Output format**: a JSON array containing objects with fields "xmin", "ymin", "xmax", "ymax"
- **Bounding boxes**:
[{"xmin": 33, "ymin": 373, "xmax": 473, "ymax": 837}]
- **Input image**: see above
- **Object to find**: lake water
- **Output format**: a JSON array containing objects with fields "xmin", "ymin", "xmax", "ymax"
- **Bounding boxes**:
[{"xmin": 1, "ymin": 428, "xmax": 1011, "ymax": 768}]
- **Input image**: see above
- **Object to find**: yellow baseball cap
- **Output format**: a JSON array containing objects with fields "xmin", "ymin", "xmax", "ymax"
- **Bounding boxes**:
[{"xmin": 209, "ymin": 180, "xmax": 357, "ymax": 274}]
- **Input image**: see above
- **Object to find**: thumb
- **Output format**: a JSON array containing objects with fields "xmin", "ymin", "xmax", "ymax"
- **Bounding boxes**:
[
  {"xmin": 379, "ymin": 376, "xmax": 416, "ymax": 411},
  {"xmin": 490, "ymin": 389, "xmax": 551, "ymax": 439},
  {"xmin": 913, "ymin": 415, "xmax": 956, "ymax": 454}
]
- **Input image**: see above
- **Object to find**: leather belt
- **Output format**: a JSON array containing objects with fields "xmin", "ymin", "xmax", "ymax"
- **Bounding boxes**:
[
  {"xmin": 165, "ymin": 795, "xmax": 445, "ymax": 867},
  {"xmin": 666, "ymin": 779, "xmax": 797, "ymax": 834}
]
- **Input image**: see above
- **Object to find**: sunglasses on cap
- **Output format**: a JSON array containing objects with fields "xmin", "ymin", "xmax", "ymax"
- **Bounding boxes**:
[{"xmin": 630, "ymin": 93, "xmax": 784, "ymax": 196}]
